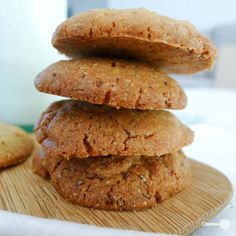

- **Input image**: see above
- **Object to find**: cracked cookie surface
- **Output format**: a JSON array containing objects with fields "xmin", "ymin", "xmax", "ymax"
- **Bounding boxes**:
[
  {"xmin": 35, "ymin": 57, "xmax": 187, "ymax": 110},
  {"xmin": 35, "ymin": 100, "xmax": 194, "ymax": 159},
  {"xmin": 33, "ymin": 148, "xmax": 191, "ymax": 210},
  {"xmin": 52, "ymin": 8, "xmax": 216, "ymax": 74}
]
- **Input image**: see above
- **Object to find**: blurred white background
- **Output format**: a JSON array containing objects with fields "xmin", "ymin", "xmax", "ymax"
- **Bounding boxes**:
[{"xmin": 108, "ymin": 0, "xmax": 236, "ymax": 31}]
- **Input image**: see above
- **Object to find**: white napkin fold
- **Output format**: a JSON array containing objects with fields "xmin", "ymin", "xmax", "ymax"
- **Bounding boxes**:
[{"xmin": 0, "ymin": 210, "xmax": 167, "ymax": 236}]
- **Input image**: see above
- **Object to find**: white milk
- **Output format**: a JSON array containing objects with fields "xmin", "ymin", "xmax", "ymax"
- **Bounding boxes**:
[{"xmin": 0, "ymin": 0, "xmax": 67, "ymax": 125}]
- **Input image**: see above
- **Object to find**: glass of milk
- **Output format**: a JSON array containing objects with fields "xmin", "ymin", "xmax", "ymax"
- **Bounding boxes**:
[{"xmin": 0, "ymin": 0, "xmax": 67, "ymax": 128}]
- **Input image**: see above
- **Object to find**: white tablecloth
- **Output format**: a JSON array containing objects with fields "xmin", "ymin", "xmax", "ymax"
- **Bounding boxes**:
[{"xmin": 0, "ymin": 88, "xmax": 235, "ymax": 236}]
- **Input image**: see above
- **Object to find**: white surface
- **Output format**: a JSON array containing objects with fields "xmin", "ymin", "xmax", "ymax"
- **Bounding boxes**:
[
  {"xmin": 0, "ymin": 88, "xmax": 235, "ymax": 236},
  {"xmin": 0, "ymin": 0, "xmax": 67, "ymax": 125},
  {"xmin": 174, "ymin": 88, "xmax": 236, "ymax": 236}
]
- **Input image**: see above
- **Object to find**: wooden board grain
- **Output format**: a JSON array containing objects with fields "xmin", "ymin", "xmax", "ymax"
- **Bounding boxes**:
[{"xmin": 0, "ymin": 149, "xmax": 233, "ymax": 235}]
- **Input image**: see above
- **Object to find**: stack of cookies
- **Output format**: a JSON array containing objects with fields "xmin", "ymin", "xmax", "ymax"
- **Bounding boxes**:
[{"xmin": 33, "ymin": 8, "xmax": 216, "ymax": 211}]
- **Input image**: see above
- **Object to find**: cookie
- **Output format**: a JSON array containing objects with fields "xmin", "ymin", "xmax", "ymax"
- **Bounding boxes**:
[
  {"xmin": 0, "ymin": 122, "xmax": 33, "ymax": 168},
  {"xmin": 35, "ymin": 100, "xmax": 194, "ymax": 159},
  {"xmin": 52, "ymin": 8, "xmax": 216, "ymax": 74},
  {"xmin": 35, "ymin": 58, "xmax": 187, "ymax": 110},
  {"xmin": 42, "ymin": 149, "xmax": 191, "ymax": 211},
  {"xmin": 32, "ymin": 148, "xmax": 49, "ymax": 179}
]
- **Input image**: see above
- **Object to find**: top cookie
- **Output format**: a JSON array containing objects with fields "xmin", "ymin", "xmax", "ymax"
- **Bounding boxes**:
[
  {"xmin": 35, "ymin": 100, "xmax": 193, "ymax": 159},
  {"xmin": 0, "ymin": 122, "xmax": 33, "ymax": 168},
  {"xmin": 52, "ymin": 8, "xmax": 216, "ymax": 74},
  {"xmin": 35, "ymin": 57, "xmax": 187, "ymax": 110}
]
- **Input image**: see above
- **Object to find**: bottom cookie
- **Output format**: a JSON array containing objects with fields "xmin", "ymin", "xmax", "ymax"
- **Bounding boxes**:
[
  {"xmin": 33, "ymin": 149, "xmax": 191, "ymax": 211},
  {"xmin": 32, "ymin": 148, "xmax": 49, "ymax": 179}
]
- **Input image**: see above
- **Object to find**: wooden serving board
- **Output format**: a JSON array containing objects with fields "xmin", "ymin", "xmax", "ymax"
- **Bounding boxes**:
[{"xmin": 0, "ymin": 148, "xmax": 233, "ymax": 235}]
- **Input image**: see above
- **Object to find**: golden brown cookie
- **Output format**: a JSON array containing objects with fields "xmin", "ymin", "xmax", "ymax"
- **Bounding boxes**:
[
  {"xmin": 41, "ymin": 149, "xmax": 191, "ymax": 211},
  {"xmin": 32, "ymin": 148, "xmax": 49, "ymax": 179},
  {"xmin": 0, "ymin": 122, "xmax": 33, "ymax": 168},
  {"xmin": 35, "ymin": 58, "xmax": 187, "ymax": 110},
  {"xmin": 52, "ymin": 8, "xmax": 216, "ymax": 74},
  {"xmin": 35, "ymin": 100, "xmax": 194, "ymax": 159}
]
